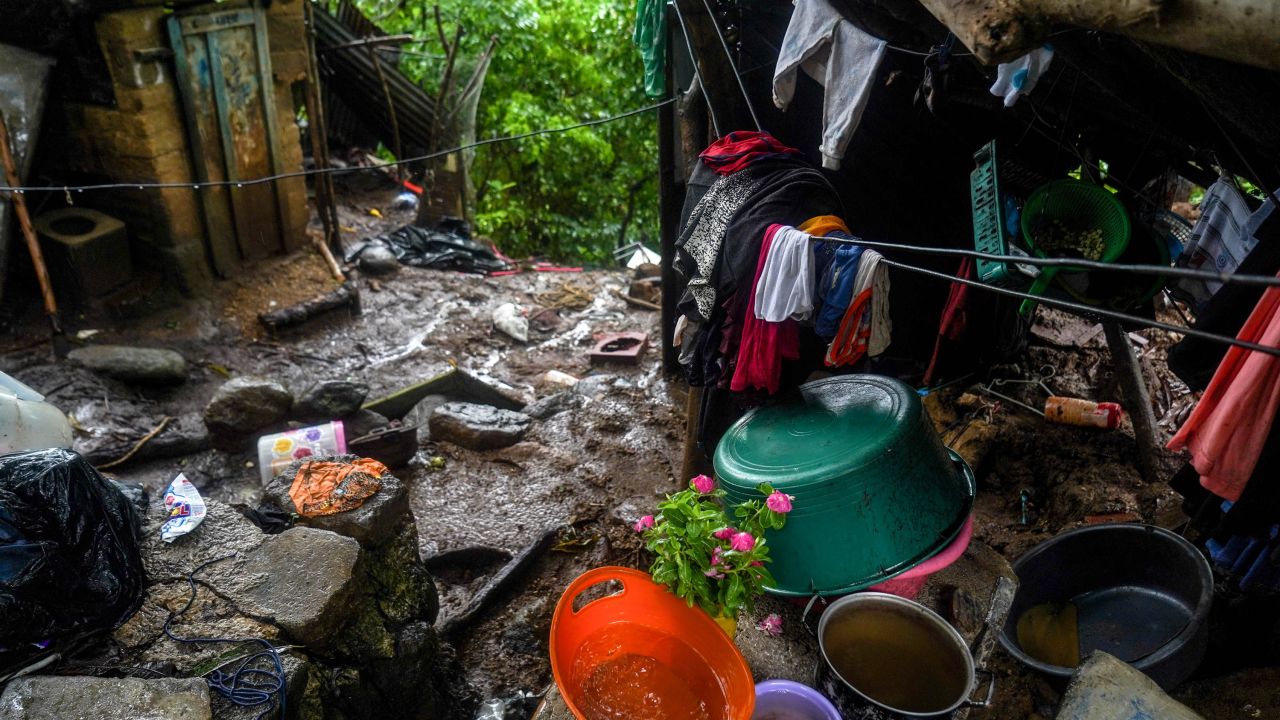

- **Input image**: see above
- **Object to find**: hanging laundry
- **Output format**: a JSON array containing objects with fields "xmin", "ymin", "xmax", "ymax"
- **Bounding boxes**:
[
  {"xmin": 675, "ymin": 168, "xmax": 770, "ymax": 321},
  {"xmin": 632, "ymin": 0, "xmax": 667, "ymax": 97},
  {"xmin": 815, "ymin": 235, "xmax": 864, "ymax": 338},
  {"xmin": 989, "ymin": 45, "xmax": 1053, "ymax": 107},
  {"xmin": 773, "ymin": 0, "xmax": 887, "ymax": 170},
  {"xmin": 798, "ymin": 215, "xmax": 849, "ymax": 238},
  {"xmin": 923, "ymin": 257, "xmax": 975, "ymax": 385},
  {"xmin": 754, "ymin": 226, "xmax": 816, "ymax": 322},
  {"xmin": 699, "ymin": 131, "xmax": 801, "ymax": 176},
  {"xmin": 731, "ymin": 225, "xmax": 801, "ymax": 395},
  {"xmin": 1167, "ymin": 277, "xmax": 1280, "ymax": 502},
  {"xmin": 1173, "ymin": 179, "xmax": 1264, "ymax": 310},
  {"xmin": 826, "ymin": 249, "xmax": 888, "ymax": 366}
]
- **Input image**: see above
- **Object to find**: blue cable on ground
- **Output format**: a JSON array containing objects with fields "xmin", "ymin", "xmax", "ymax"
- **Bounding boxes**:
[{"xmin": 164, "ymin": 555, "xmax": 287, "ymax": 720}]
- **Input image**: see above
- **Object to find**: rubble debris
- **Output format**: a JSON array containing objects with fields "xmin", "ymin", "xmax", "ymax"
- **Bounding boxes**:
[
  {"xmin": 524, "ymin": 392, "xmax": 584, "ymax": 420},
  {"xmin": 528, "ymin": 307, "xmax": 563, "ymax": 333},
  {"xmin": 633, "ymin": 262, "xmax": 662, "ymax": 279},
  {"xmin": 1057, "ymin": 652, "xmax": 1202, "ymax": 720},
  {"xmin": 363, "ymin": 367, "xmax": 527, "ymax": 420},
  {"xmin": 627, "ymin": 276, "xmax": 662, "ymax": 305},
  {"xmin": 258, "ymin": 282, "xmax": 361, "ymax": 333},
  {"xmin": 590, "ymin": 332, "xmax": 649, "ymax": 365},
  {"xmin": 429, "ymin": 402, "xmax": 531, "ymax": 450},
  {"xmin": 66, "ymin": 345, "xmax": 188, "ymax": 385},
  {"xmin": 492, "ymin": 303, "xmax": 529, "ymax": 343},
  {"xmin": 343, "ymin": 408, "xmax": 391, "ymax": 439},
  {"xmin": 573, "ymin": 374, "xmax": 619, "ymax": 399},
  {"xmin": 0, "ymin": 676, "xmax": 213, "ymax": 720},
  {"xmin": 97, "ymin": 416, "xmax": 173, "ymax": 470},
  {"xmin": 539, "ymin": 370, "xmax": 580, "ymax": 392},
  {"xmin": 203, "ymin": 376, "xmax": 294, "ymax": 451},
  {"xmin": 534, "ymin": 281, "xmax": 594, "ymax": 310},
  {"xmin": 615, "ymin": 288, "xmax": 661, "ymax": 311},
  {"xmin": 160, "ymin": 473, "xmax": 206, "ymax": 543},
  {"xmin": 294, "ymin": 380, "xmax": 369, "ymax": 421},
  {"xmin": 356, "ymin": 244, "xmax": 401, "ymax": 275},
  {"xmin": 439, "ymin": 527, "xmax": 559, "ymax": 638}
]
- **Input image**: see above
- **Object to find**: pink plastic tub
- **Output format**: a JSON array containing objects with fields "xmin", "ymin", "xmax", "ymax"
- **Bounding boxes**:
[{"xmin": 866, "ymin": 514, "xmax": 974, "ymax": 599}]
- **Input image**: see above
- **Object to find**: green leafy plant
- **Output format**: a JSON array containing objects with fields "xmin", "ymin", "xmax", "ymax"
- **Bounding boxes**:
[{"xmin": 636, "ymin": 475, "xmax": 794, "ymax": 619}]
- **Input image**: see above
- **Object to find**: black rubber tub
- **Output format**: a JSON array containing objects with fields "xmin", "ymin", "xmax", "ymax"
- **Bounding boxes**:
[{"xmin": 999, "ymin": 524, "xmax": 1213, "ymax": 689}]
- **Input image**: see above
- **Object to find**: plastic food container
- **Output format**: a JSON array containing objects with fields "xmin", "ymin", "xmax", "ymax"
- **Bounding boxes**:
[
  {"xmin": 752, "ymin": 680, "xmax": 841, "ymax": 720},
  {"xmin": 714, "ymin": 375, "xmax": 975, "ymax": 597},
  {"xmin": 256, "ymin": 421, "xmax": 346, "ymax": 485}
]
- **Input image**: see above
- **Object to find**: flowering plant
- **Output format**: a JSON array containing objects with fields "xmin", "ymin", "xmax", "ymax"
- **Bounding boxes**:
[{"xmin": 636, "ymin": 474, "xmax": 794, "ymax": 618}]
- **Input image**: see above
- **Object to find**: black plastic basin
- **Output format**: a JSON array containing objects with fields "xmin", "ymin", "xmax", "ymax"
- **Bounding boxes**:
[{"xmin": 999, "ymin": 524, "xmax": 1213, "ymax": 689}]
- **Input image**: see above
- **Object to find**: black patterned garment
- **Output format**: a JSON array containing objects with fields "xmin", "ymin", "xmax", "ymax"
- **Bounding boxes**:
[{"xmin": 674, "ymin": 169, "xmax": 770, "ymax": 321}]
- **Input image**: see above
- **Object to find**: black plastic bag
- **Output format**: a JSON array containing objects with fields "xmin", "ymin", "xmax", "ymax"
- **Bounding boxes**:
[
  {"xmin": 346, "ymin": 223, "xmax": 509, "ymax": 274},
  {"xmin": 0, "ymin": 449, "xmax": 145, "ymax": 650}
]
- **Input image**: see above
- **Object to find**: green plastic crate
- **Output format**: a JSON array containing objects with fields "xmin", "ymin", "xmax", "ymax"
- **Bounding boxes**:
[{"xmin": 971, "ymin": 140, "xmax": 1012, "ymax": 286}]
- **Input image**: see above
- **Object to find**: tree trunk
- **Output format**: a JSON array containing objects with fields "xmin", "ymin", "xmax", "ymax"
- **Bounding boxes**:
[{"xmin": 915, "ymin": 0, "xmax": 1280, "ymax": 71}]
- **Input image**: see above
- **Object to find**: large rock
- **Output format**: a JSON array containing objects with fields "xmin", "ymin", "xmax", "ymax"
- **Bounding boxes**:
[
  {"xmin": 343, "ymin": 408, "xmax": 389, "ymax": 439},
  {"xmin": 202, "ymin": 376, "xmax": 293, "ymax": 450},
  {"xmin": 224, "ymin": 527, "xmax": 361, "ymax": 649},
  {"xmin": 356, "ymin": 244, "xmax": 400, "ymax": 275},
  {"xmin": 67, "ymin": 345, "xmax": 187, "ymax": 385},
  {"xmin": 429, "ymin": 402, "xmax": 530, "ymax": 450},
  {"xmin": 294, "ymin": 381, "xmax": 369, "ymax": 422},
  {"xmin": 264, "ymin": 455, "xmax": 411, "ymax": 548},
  {"xmin": 0, "ymin": 676, "xmax": 211, "ymax": 720},
  {"xmin": 524, "ymin": 391, "xmax": 584, "ymax": 420},
  {"xmin": 1058, "ymin": 652, "xmax": 1203, "ymax": 720}
]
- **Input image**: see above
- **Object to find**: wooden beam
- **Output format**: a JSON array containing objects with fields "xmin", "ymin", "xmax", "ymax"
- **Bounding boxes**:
[{"xmin": 914, "ymin": 0, "xmax": 1280, "ymax": 71}]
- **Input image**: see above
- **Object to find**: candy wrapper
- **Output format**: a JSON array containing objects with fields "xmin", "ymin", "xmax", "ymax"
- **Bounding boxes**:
[{"xmin": 161, "ymin": 473, "xmax": 206, "ymax": 543}]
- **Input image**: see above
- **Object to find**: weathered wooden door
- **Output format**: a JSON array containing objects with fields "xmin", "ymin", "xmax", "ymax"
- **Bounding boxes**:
[{"xmin": 168, "ymin": 6, "xmax": 288, "ymax": 277}]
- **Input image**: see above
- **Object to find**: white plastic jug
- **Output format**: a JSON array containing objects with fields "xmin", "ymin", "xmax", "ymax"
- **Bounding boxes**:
[{"xmin": 0, "ymin": 371, "xmax": 74, "ymax": 454}]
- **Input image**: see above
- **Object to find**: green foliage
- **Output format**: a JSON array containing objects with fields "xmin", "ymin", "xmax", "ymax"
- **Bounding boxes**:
[
  {"xmin": 639, "ymin": 478, "xmax": 789, "ymax": 619},
  {"xmin": 349, "ymin": 0, "xmax": 658, "ymax": 262}
]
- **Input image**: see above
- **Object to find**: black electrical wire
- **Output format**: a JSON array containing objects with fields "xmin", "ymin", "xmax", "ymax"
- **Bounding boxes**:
[
  {"xmin": 164, "ymin": 555, "xmax": 286, "ymax": 720},
  {"xmin": 698, "ymin": 0, "xmax": 763, "ymax": 132},
  {"xmin": 0, "ymin": 99, "xmax": 676, "ymax": 194},
  {"xmin": 876, "ymin": 257, "xmax": 1280, "ymax": 357}
]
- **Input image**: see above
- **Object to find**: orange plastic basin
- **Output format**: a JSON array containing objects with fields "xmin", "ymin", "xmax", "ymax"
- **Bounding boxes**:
[{"xmin": 550, "ymin": 567, "xmax": 755, "ymax": 720}]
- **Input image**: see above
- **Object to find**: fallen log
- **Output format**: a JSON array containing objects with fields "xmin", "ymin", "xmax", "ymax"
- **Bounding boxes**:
[
  {"xmin": 258, "ymin": 282, "xmax": 361, "ymax": 333},
  {"xmin": 914, "ymin": 0, "xmax": 1280, "ymax": 71}
]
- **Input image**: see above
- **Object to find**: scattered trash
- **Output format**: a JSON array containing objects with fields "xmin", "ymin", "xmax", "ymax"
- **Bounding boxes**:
[
  {"xmin": 613, "ymin": 242, "xmax": 660, "ymax": 269},
  {"xmin": 615, "ymin": 288, "xmax": 660, "ymax": 311},
  {"xmin": 534, "ymin": 281, "xmax": 594, "ymax": 310},
  {"xmin": 368, "ymin": 208, "xmax": 383, "ymax": 218},
  {"xmin": 0, "ymin": 371, "xmax": 72, "ymax": 454},
  {"xmin": 590, "ymin": 331, "xmax": 649, "ymax": 365},
  {"xmin": 474, "ymin": 690, "xmax": 543, "ymax": 720},
  {"xmin": 1044, "ymin": 396, "xmax": 1124, "ymax": 429},
  {"xmin": 256, "ymin": 421, "xmax": 348, "ymax": 485},
  {"xmin": 391, "ymin": 191, "xmax": 419, "ymax": 211},
  {"xmin": 428, "ymin": 455, "xmax": 447, "ymax": 471},
  {"xmin": 0, "ymin": 449, "xmax": 145, "ymax": 655},
  {"xmin": 347, "ymin": 422, "xmax": 418, "ymax": 468},
  {"xmin": 288, "ymin": 457, "xmax": 386, "ymax": 517},
  {"xmin": 161, "ymin": 473, "xmax": 207, "ymax": 543},
  {"xmin": 492, "ymin": 303, "xmax": 529, "ymax": 343},
  {"xmin": 345, "ymin": 223, "xmax": 509, "ymax": 274},
  {"xmin": 540, "ymin": 370, "xmax": 580, "ymax": 390},
  {"xmin": 527, "ymin": 307, "xmax": 562, "ymax": 333},
  {"xmin": 362, "ymin": 367, "xmax": 527, "ymax": 420},
  {"xmin": 74, "ymin": 329, "xmax": 100, "ymax": 340}
]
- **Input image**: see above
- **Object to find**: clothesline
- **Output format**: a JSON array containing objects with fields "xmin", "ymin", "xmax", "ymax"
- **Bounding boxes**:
[
  {"xmin": 876, "ymin": 257, "xmax": 1280, "ymax": 358},
  {"xmin": 808, "ymin": 234, "xmax": 1280, "ymax": 289}
]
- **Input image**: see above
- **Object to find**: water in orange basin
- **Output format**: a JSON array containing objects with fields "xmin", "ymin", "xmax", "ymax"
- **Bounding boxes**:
[{"xmin": 578, "ymin": 653, "xmax": 713, "ymax": 720}]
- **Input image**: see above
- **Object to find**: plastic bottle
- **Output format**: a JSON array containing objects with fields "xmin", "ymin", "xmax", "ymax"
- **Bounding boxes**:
[
  {"xmin": 0, "ymin": 371, "xmax": 73, "ymax": 454},
  {"xmin": 256, "ymin": 421, "xmax": 347, "ymax": 484},
  {"xmin": 1043, "ymin": 396, "xmax": 1123, "ymax": 429}
]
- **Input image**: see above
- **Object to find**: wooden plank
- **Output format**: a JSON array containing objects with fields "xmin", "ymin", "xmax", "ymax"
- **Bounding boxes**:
[{"xmin": 253, "ymin": 4, "xmax": 298, "ymax": 251}]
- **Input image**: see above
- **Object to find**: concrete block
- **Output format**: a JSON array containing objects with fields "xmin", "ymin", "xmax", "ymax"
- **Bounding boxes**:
[
  {"xmin": 0, "ymin": 676, "xmax": 212, "ymax": 720},
  {"xmin": 33, "ymin": 207, "xmax": 133, "ymax": 297}
]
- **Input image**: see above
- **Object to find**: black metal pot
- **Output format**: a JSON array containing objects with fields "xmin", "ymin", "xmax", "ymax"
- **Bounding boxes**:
[
  {"xmin": 998, "ymin": 523, "xmax": 1213, "ymax": 689},
  {"xmin": 814, "ymin": 593, "xmax": 994, "ymax": 717}
]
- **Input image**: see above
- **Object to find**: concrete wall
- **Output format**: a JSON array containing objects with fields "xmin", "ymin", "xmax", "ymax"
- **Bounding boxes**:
[{"xmin": 57, "ymin": 0, "xmax": 312, "ymax": 296}]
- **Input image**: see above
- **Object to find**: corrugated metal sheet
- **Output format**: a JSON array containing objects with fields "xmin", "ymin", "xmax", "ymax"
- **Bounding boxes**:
[{"xmin": 314, "ymin": 2, "xmax": 437, "ymax": 156}]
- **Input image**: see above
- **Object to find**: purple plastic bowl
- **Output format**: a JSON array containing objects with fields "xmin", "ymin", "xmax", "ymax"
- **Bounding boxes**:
[{"xmin": 752, "ymin": 680, "xmax": 842, "ymax": 720}]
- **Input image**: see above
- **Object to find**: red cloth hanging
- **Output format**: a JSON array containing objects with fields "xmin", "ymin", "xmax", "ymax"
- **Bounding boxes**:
[
  {"xmin": 730, "ymin": 224, "xmax": 800, "ymax": 394},
  {"xmin": 700, "ymin": 131, "xmax": 801, "ymax": 176}
]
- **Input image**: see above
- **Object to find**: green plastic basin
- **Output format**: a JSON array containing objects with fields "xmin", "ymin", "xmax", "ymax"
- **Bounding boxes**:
[{"xmin": 714, "ymin": 375, "xmax": 975, "ymax": 597}]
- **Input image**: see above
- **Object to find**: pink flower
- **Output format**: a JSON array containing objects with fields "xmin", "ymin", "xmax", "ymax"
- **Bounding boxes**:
[
  {"xmin": 704, "ymin": 569, "xmax": 725, "ymax": 580},
  {"xmin": 712, "ymin": 527, "xmax": 737, "ymax": 540},
  {"xmin": 711, "ymin": 546, "xmax": 723, "ymax": 566},
  {"xmin": 691, "ymin": 474, "xmax": 716, "ymax": 494},
  {"xmin": 757, "ymin": 613, "xmax": 783, "ymax": 637},
  {"xmin": 633, "ymin": 515, "xmax": 654, "ymax": 533},
  {"xmin": 766, "ymin": 491, "xmax": 795, "ymax": 514},
  {"xmin": 751, "ymin": 561, "xmax": 763, "ymax": 567},
  {"xmin": 730, "ymin": 532, "xmax": 755, "ymax": 553}
]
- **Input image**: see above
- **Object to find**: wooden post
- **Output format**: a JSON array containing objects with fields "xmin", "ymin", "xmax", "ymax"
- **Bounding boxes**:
[
  {"xmin": 304, "ymin": 0, "xmax": 342, "ymax": 258},
  {"xmin": 0, "ymin": 111, "xmax": 62, "ymax": 339},
  {"xmin": 659, "ymin": 7, "xmax": 682, "ymax": 374},
  {"xmin": 1104, "ymin": 323, "xmax": 1162, "ymax": 481},
  {"xmin": 672, "ymin": 0, "xmax": 745, "ymax": 135}
]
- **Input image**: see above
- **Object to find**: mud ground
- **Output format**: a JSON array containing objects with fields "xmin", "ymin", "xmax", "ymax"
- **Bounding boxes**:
[{"xmin": 0, "ymin": 183, "xmax": 1267, "ymax": 718}]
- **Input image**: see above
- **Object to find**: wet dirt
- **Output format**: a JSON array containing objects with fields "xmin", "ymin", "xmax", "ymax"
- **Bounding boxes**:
[{"xmin": 1, "ymin": 180, "xmax": 1262, "ymax": 717}]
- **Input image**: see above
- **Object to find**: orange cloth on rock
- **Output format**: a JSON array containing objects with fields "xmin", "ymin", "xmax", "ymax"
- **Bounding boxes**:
[
  {"xmin": 798, "ymin": 215, "xmax": 849, "ymax": 238},
  {"xmin": 289, "ymin": 458, "xmax": 386, "ymax": 517},
  {"xmin": 1168, "ymin": 279, "xmax": 1280, "ymax": 501}
]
